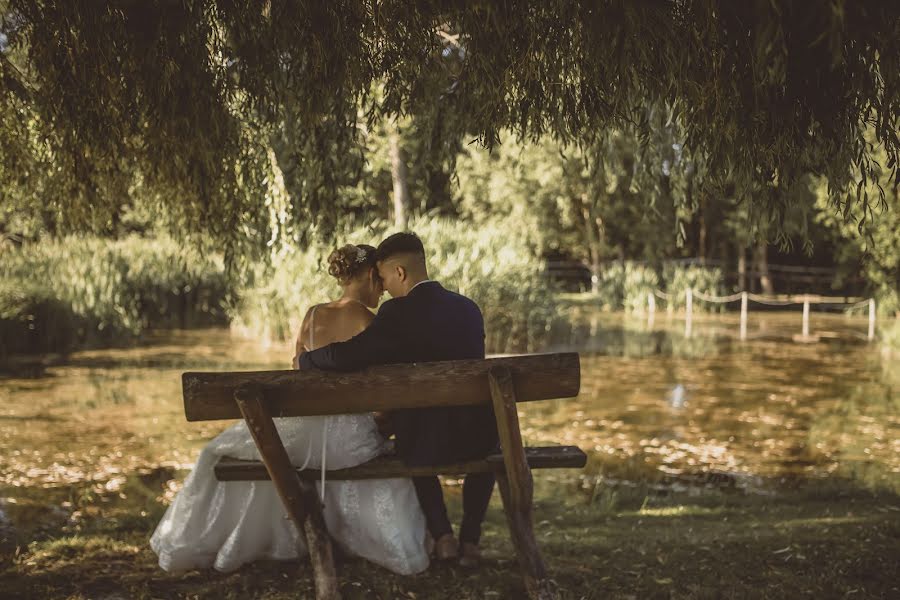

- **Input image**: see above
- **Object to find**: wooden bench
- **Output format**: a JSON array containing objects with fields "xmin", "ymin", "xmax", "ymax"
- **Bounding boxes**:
[{"xmin": 182, "ymin": 352, "xmax": 585, "ymax": 600}]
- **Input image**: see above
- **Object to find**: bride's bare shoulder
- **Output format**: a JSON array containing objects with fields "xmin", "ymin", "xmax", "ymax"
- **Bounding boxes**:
[
  {"xmin": 343, "ymin": 300, "xmax": 376, "ymax": 326},
  {"xmin": 318, "ymin": 300, "xmax": 374, "ymax": 325}
]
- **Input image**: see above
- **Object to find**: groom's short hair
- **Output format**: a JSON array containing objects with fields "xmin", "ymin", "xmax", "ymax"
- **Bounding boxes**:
[{"xmin": 376, "ymin": 232, "xmax": 425, "ymax": 264}]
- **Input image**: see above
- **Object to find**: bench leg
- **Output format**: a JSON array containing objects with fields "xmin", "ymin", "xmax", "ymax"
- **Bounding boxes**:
[
  {"xmin": 235, "ymin": 384, "xmax": 341, "ymax": 600},
  {"xmin": 296, "ymin": 480, "xmax": 339, "ymax": 600},
  {"xmin": 489, "ymin": 368, "xmax": 557, "ymax": 600},
  {"xmin": 496, "ymin": 471, "xmax": 557, "ymax": 599}
]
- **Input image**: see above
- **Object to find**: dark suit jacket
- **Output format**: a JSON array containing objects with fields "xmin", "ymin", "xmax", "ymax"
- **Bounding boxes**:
[{"xmin": 298, "ymin": 281, "xmax": 499, "ymax": 466}]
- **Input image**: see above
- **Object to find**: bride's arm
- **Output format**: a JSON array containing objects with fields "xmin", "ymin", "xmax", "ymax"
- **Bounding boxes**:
[
  {"xmin": 291, "ymin": 308, "xmax": 313, "ymax": 369},
  {"xmin": 349, "ymin": 309, "xmax": 393, "ymax": 435}
]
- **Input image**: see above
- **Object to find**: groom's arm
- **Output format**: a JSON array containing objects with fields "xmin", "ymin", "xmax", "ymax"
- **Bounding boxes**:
[{"xmin": 298, "ymin": 300, "xmax": 402, "ymax": 372}]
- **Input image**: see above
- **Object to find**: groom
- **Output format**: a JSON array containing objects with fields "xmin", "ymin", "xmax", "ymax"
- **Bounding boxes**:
[{"xmin": 298, "ymin": 232, "xmax": 498, "ymax": 566}]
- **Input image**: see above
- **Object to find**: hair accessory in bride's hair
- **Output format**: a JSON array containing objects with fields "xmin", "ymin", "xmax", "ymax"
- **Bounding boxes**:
[{"xmin": 328, "ymin": 244, "xmax": 374, "ymax": 282}]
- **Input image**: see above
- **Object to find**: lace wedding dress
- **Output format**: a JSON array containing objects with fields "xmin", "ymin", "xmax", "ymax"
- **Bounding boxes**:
[{"xmin": 150, "ymin": 306, "xmax": 429, "ymax": 575}]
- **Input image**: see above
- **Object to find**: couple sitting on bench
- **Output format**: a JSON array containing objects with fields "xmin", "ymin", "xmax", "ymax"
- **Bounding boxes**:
[{"xmin": 151, "ymin": 231, "xmax": 584, "ymax": 599}]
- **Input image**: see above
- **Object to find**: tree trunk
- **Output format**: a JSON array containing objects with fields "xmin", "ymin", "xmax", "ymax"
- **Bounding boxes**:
[
  {"xmin": 754, "ymin": 239, "xmax": 774, "ymax": 295},
  {"xmin": 698, "ymin": 193, "xmax": 707, "ymax": 264},
  {"xmin": 588, "ymin": 247, "xmax": 601, "ymax": 295},
  {"xmin": 737, "ymin": 248, "xmax": 747, "ymax": 292},
  {"xmin": 576, "ymin": 195, "xmax": 603, "ymax": 294},
  {"xmin": 388, "ymin": 128, "xmax": 411, "ymax": 231}
]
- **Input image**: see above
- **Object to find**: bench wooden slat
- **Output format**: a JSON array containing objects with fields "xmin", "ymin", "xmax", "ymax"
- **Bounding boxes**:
[
  {"xmin": 183, "ymin": 352, "xmax": 579, "ymax": 422},
  {"xmin": 213, "ymin": 445, "xmax": 587, "ymax": 482}
]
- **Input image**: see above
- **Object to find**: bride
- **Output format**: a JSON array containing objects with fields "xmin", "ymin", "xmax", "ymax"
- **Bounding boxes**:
[{"xmin": 150, "ymin": 244, "xmax": 429, "ymax": 575}]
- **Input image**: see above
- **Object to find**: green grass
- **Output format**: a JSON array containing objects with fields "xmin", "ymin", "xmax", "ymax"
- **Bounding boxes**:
[{"xmin": 2, "ymin": 474, "xmax": 899, "ymax": 599}]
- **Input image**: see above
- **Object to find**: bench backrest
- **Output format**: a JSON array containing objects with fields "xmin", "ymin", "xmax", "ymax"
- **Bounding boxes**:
[{"xmin": 182, "ymin": 352, "xmax": 580, "ymax": 422}]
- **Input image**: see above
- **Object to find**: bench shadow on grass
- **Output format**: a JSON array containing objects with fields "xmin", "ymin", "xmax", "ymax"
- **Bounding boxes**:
[{"xmin": 2, "ymin": 468, "xmax": 900, "ymax": 600}]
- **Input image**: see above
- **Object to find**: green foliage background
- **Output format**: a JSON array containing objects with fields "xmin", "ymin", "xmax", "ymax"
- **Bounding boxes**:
[
  {"xmin": 814, "ymin": 143, "xmax": 900, "ymax": 316},
  {"xmin": 232, "ymin": 217, "xmax": 561, "ymax": 354}
]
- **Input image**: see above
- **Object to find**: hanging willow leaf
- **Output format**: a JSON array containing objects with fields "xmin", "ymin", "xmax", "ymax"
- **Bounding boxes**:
[{"xmin": 0, "ymin": 0, "xmax": 897, "ymax": 254}]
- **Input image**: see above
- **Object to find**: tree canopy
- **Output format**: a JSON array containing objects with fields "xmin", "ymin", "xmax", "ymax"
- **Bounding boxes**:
[{"xmin": 1, "ymin": 1, "xmax": 898, "ymax": 251}]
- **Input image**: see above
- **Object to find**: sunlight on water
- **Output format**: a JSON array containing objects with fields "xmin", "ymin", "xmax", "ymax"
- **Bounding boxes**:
[
  {"xmin": 528, "ymin": 310, "xmax": 900, "ymax": 496},
  {"xmin": 1, "ymin": 312, "xmax": 898, "ymax": 539}
]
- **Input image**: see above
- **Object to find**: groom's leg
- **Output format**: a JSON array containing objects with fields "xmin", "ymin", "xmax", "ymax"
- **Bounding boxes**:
[
  {"xmin": 459, "ymin": 471, "xmax": 495, "ymax": 545},
  {"xmin": 412, "ymin": 476, "xmax": 453, "ymax": 539}
]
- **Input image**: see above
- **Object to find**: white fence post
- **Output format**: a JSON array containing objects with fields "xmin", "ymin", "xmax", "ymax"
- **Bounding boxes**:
[
  {"xmin": 648, "ymin": 292, "xmax": 656, "ymax": 329},
  {"xmin": 685, "ymin": 288, "xmax": 693, "ymax": 338},
  {"xmin": 868, "ymin": 298, "xmax": 876, "ymax": 341},
  {"xmin": 802, "ymin": 296, "xmax": 810, "ymax": 338},
  {"xmin": 740, "ymin": 292, "xmax": 748, "ymax": 341}
]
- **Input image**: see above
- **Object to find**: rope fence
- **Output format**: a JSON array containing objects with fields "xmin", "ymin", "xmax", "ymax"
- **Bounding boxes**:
[{"xmin": 645, "ymin": 288, "xmax": 877, "ymax": 342}]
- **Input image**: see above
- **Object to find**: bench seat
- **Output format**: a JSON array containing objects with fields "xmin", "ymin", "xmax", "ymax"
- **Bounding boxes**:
[{"xmin": 214, "ymin": 445, "xmax": 587, "ymax": 482}]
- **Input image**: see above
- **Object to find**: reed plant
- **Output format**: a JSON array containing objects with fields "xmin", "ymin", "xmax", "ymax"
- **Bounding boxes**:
[{"xmin": 0, "ymin": 236, "xmax": 228, "ymax": 358}]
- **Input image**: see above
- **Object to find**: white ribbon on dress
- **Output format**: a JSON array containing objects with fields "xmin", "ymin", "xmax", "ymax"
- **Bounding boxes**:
[{"xmin": 308, "ymin": 305, "xmax": 327, "ymax": 502}]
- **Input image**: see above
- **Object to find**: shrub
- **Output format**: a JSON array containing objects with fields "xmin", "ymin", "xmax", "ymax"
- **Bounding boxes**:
[
  {"xmin": 662, "ymin": 264, "xmax": 726, "ymax": 312},
  {"xmin": 592, "ymin": 261, "xmax": 724, "ymax": 313}
]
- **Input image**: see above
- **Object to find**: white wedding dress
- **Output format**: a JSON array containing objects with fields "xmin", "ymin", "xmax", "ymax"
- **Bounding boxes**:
[{"xmin": 150, "ymin": 306, "xmax": 429, "ymax": 575}]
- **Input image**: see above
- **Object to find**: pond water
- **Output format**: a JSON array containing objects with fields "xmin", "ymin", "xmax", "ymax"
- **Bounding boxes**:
[
  {"xmin": 538, "ymin": 310, "xmax": 899, "ymax": 496},
  {"xmin": 1, "ymin": 310, "xmax": 898, "ymax": 545}
]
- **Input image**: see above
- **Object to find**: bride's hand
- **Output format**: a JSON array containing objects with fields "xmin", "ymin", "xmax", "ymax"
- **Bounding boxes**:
[{"xmin": 373, "ymin": 411, "xmax": 394, "ymax": 438}]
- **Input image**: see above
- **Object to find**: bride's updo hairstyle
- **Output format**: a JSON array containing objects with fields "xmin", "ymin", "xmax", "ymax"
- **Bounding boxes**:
[{"xmin": 327, "ymin": 244, "xmax": 377, "ymax": 284}]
